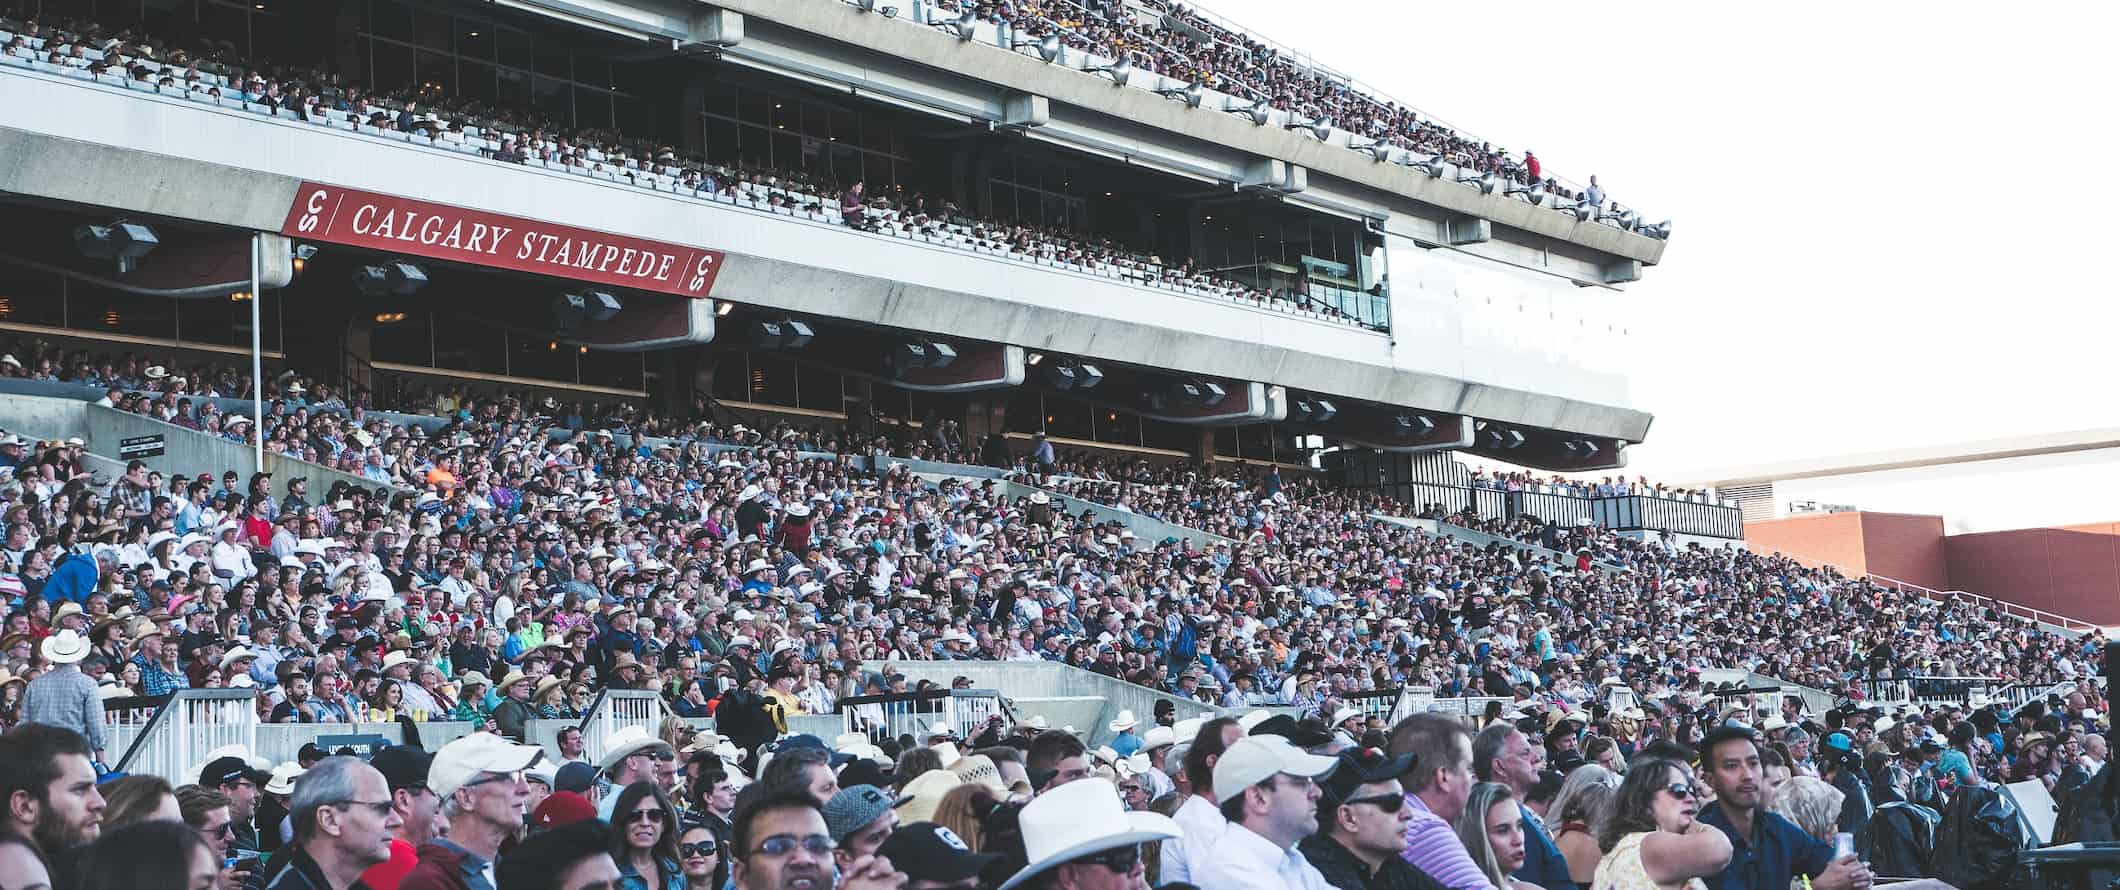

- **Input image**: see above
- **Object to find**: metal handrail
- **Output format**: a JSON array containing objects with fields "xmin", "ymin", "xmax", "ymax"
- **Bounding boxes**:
[
  {"xmin": 109, "ymin": 688, "xmax": 259, "ymax": 778},
  {"xmin": 108, "ymin": 691, "xmax": 176, "ymax": 771},
  {"xmin": 1864, "ymin": 573, "xmax": 2101, "ymax": 633}
]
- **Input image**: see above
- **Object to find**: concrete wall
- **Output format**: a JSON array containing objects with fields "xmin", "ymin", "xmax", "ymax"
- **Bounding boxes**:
[
  {"xmin": 0, "ymin": 69, "xmax": 1653, "ymax": 443},
  {"xmin": 1744, "ymin": 512, "xmax": 1876, "ymax": 575},
  {"xmin": 865, "ymin": 660, "xmax": 1220, "ymax": 748},
  {"xmin": 1946, "ymin": 523, "xmax": 2120, "ymax": 626},
  {"xmin": 80, "ymin": 405, "xmax": 397, "ymax": 496}
]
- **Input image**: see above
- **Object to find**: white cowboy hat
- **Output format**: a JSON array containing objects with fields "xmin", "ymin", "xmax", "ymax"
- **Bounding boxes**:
[
  {"xmin": 1026, "ymin": 715, "xmax": 1050, "ymax": 731},
  {"xmin": 264, "ymin": 762, "xmax": 307, "ymax": 796},
  {"xmin": 997, "ymin": 778, "xmax": 1179, "ymax": 890},
  {"xmin": 40, "ymin": 629, "xmax": 89, "ymax": 665},
  {"xmin": 219, "ymin": 647, "xmax": 258, "ymax": 670},
  {"xmin": 380, "ymin": 650, "xmax": 414, "ymax": 672},
  {"xmin": 1237, "ymin": 709, "xmax": 1274, "ymax": 733},
  {"xmin": 1331, "ymin": 706, "xmax": 1363, "ymax": 727},
  {"xmin": 1141, "ymin": 726, "xmax": 1176, "ymax": 751},
  {"xmin": 596, "ymin": 725, "xmax": 674, "ymax": 772},
  {"xmin": 1107, "ymin": 709, "xmax": 1139, "ymax": 733},
  {"xmin": 744, "ymin": 559, "xmax": 772, "ymax": 575}
]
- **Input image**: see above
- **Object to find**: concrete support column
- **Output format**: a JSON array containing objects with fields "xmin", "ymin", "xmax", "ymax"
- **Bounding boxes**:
[{"xmin": 1188, "ymin": 428, "xmax": 1215, "ymax": 469}]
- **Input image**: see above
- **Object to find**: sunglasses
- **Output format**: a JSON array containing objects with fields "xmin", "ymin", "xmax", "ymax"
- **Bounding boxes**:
[
  {"xmin": 750, "ymin": 834, "xmax": 834, "ymax": 857},
  {"xmin": 1342, "ymin": 792, "xmax": 1407, "ymax": 813},
  {"xmin": 679, "ymin": 841, "xmax": 719, "ymax": 859},
  {"xmin": 1072, "ymin": 844, "xmax": 1140, "ymax": 873},
  {"xmin": 627, "ymin": 807, "xmax": 667, "ymax": 824},
  {"xmin": 1663, "ymin": 783, "xmax": 1702, "ymax": 800}
]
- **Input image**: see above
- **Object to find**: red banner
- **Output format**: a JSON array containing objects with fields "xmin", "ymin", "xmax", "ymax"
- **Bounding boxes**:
[{"xmin": 281, "ymin": 182, "xmax": 723, "ymax": 298}]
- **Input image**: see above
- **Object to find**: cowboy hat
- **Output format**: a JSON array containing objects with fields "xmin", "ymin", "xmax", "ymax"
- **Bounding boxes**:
[
  {"xmin": 41, "ymin": 629, "xmax": 90, "ymax": 665},
  {"xmin": 596, "ymin": 725, "xmax": 674, "ymax": 772},
  {"xmin": 380, "ymin": 650, "xmax": 415, "ymax": 672},
  {"xmin": 531, "ymin": 675, "xmax": 565, "ymax": 701},
  {"xmin": 1107, "ymin": 709, "xmax": 1139, "ymax": 733},
  {"xmin": 264, "ymin": 762, "xmax": 307, "ymax": 796},
  {"xmin": 896, "ymin": 766, "xmax": 967, "ymax": 825},
  {"xmin": 218, "ymin": 647, "xmax": 259, "ymax": 670},
  {"xmin": 997, "ymin": 779, "xmax": 1179, "ymax": 890}
]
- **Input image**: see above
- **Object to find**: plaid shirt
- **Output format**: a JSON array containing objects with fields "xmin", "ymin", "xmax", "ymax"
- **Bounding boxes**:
[
  {"xmin": 135, "ymin": 653, "xmax": 191, "ymax": 697},
  {"xmin": 21, "ymin": 664, "xmax": 104, "ymax": 751}
]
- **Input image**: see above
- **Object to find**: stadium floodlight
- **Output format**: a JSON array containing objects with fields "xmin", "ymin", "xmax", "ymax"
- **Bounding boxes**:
[
  {"xmin": 74, "ymin": 222, "xmax": 160, "ymax": 274},
  {"xmin": 888, "ymin": 339, "xmax": 958, "ymax": 372},
  {"xmin": 930, "ymin": 9, "xmax": 977, "ymax": 40},
  {"xmin": 1552, "ymin": 197, "xmax": 1595, "ymax": 222},
  {"xmin": 1014, "ymin": 33, "xmax": 1063, "ymax": 63},
  {"xmin": 1504, "ymin": 181, "xmax": 1545, "ymax": 204},
  {"xmin": 352, "ymin": 260, "xmax": 427, "ymax": 296},
  {"xmin": 1598, "ymin": 205, "xmax": 1641, "ymax": 230},
  {"xmin": 1282, "ymin": 116, "xmax": 1332, "ymax": 141},
  {"xmin": 1290, "ymin": 397, "xmax": 1337, "ymax": 423},
  {"xmin": 752, "ymin": 318, "xmax": 816, "ymax": 350},
  {"xmin": 1391, "ymin": 413, "xmax": 1435, "ymax": 436},
  {"xmin": 1404, "ymin": 153, "xmax": 1448, "ymax": 178},
  {"xmin": 1348, "ymin": 139, "xmax": 1392, "ymax": 162},
  {"xmin": 1481, "ymin": 425, "xmax": 1526, "ymax": 449},
  {"xmin": 1455, "ymin": 169, "xmax": 1498, "ymax": 195},
  {"xmin": 1224, "ymin": 98, "xmax": 1271, "ymax": 125},
  {"xmin": 1172, "ymin": 379, "xmax": 1226, "ymax": 406},
  {"xmin": 1087, "ymin": 57, "xmax": 1133, "ymax": 86},
  {"xmin": 1562, "ymin": 439, "xmax": 1602, "ymax": 457},
  {"xmin": 1636, "ymin": 219, "xmax": 1673, "ymax": 240},
  {"xmin": 1155, "ymin": 81, "xmax": 1205, "ymax": 108}
]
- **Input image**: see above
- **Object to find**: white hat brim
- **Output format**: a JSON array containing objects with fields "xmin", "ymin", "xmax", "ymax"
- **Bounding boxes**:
[{"xmin": 996, "ymin": 814, "xmax": 1179, "ymax": 890}]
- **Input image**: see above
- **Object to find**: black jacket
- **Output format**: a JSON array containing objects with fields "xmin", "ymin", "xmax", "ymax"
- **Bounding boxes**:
[{"xmin": 1300, "ymin": 834, "xmax": 1452, "ymax": 890}]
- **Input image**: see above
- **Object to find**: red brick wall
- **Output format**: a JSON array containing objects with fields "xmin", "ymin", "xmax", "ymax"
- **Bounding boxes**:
[
  {"xmin": 1945, "ymin": 523, "xmax": 2120, "ymax": 626},
  {"xmin": 1856, "ymin": 513, "xmax": 1949, "ymax": 590},
  {"xmin": 1744, "ymin": 512, "xmax": 1874, "ymax": 574}
]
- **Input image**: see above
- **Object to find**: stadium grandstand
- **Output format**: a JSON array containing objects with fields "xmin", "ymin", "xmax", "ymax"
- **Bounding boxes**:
[{"xmin": 0, "ymin": 2, "xmax": 2103, "ymax": 889}]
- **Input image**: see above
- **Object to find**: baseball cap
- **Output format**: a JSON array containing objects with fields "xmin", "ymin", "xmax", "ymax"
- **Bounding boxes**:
[
  {"xmin": 531, "ymin": 791, "xmax": 598, "ymax": 830},
  {"xmin": 823, "ymin": 784, "xmax": 905, "ymax": 842},
  {"xmin": 555, "ymin": 761, "xmax": 599, "ymax": 794},
  {"xmin": 430, "ymin": 733, "xmax": 544, "ymax": 799},
  {"xmin": 1320, "ymin": 748, "xmax": 1416, "ymax": 805},
  {"xmin": 876, "ymin": 821, "xmax": 999, "ymax": 883},
  {"xmin": 1212, "ymin": 735, "xmax": 1339, "ymax": 802},
  {"xmin": 200, "ymin": 756, "xmax": 270, "ymax": 788},
  {"xmin": 1823, "ymin": 732, "xmax": 1854, "ymax": 752},
  {"xmin": 369, "ymin": 745, "xmax": 434, "ymax": 793}
]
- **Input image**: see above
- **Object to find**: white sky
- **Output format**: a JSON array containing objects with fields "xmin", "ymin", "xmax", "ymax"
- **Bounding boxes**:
[{"xmin": 1202, "ymin": 0, "xmax": 2120, "ymax": 477}]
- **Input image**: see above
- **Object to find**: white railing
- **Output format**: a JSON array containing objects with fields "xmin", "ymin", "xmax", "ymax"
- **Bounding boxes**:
[
  {"xmin": 1864, "ymin": 573, "xmax": 2101, "ymax": 634},
  {"xmin": 578, "ymin": 689, "xmax": 667, "ymax": 763},
  {"xmin": 838, "ymin": 688, "xmax": 1011, "ymax": 742},
  {"xmin": 109, "ymin": 689, "xmax": 259, "ymax": 784}
]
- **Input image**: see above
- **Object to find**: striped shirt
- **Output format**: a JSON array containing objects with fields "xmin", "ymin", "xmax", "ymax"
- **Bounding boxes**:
[{"xmin": 1401, "ymin": 792, "xmax": 1498, "ymax": 890}]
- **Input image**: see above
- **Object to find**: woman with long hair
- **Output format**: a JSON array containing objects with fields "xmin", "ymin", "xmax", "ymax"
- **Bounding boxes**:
[
  {"xmin": 1547, "ymin": 766, "xmax": 1618, "ymax": 890},
  {"xmin": 610, "ymin": 781, "xmax": 684, "ymax": 890},
  {"xmin": 1458, "ymin": 782, "xmax": 1538, "ymax": 890},
  {"xmin": 1592, "ymin": 757, "xmax": 1733, "ymax": 890},
  {"xmin": 676, "ymin": 820, "xmax": 728, "ymax": 890}
]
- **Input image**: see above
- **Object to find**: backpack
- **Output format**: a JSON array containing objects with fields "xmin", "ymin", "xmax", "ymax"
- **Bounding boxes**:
[{"xmin": 1864, "ymin": 800, "xmax": 1941, "ymax": 880}]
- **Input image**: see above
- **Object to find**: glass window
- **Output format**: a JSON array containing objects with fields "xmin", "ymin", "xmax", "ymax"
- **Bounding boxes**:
[
  {"xmin": 507, "ymin": 333, "xmax": 573, "ymax": 383},
  {"xmin": 68, "ymin": 283, "xmax": 175, "ymax": 341},
  {"xmin": 414, "ymin": 6, "xmax": 452, "ymax": 51},
  {"xmin": 369, "ymin": 40, "xmax": 415, "ymax": 96},
  {"xmin": 708, "ymin": 352, "xmax": 746, "ymax": 403},
  {"xmin": 432, "ymin": 313, "xmax": 503, "ymax": 374},
  {"xmin": 704, "ymin": 81, "xmax": 739, "ymax": 119},
  {"xmin": 531, "ymin": 75, "xmax": 569, "ymax": 123},
  {"xmin": 457, "ymin": 27, "xmax": 494, "ymax": 63},
  {"xmin": 578, "ymin": 347, "xmax": 642, "ymax": 391},
  {"xmin": 369, "ymin": 312, "xmax": 430, "ymax": 367},
  {"xmin": 575, "ymin": 86, "xmax": 611, "ymax": 130},
  {"xmin": 496, "ymin": 67, "xmax": 529, "ymax": 112},
  {"xmin": 496, "ymin": 27, "xmax": 532, "ymax": 70},
  {"xmin": 0, "ymin": 264, "xmax": 65, "ymax": 328},
  {"xmin": 369, "ymin": 0, "xmax": 415, "ymax": 42},
  {"xmin": 573, "ymin": 56, "xmax": 611, "ymax": 90},
  {"xmin": 457, "ymin": 60, "xmax": 494, "ymax": 104},
  {"xmin": 795, "ymin": 365, "xmax": 842, "ymax": 413},
  {"xmin": 416, "ymin": 50, "xmax": 454, "ymax": 97},
  {"xmin": 533, "ymin": 39, "xmax": 570, "ymax": 79},
  {"xmin": 1043, "ymin": 395, "xmax": 1092, "ymax": 441},
  {"xmin": 747, "ymin": 353, "xmax": 797, "ymax": 407}
]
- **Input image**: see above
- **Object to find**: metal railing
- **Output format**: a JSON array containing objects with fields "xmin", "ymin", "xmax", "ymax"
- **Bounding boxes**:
[
  {"xmin": 576, "ymin": 689, "xmax": 667, "ymax": 763},
  {"xmin": 109, "ymin": 689, "xmax": 259, "ymax": 784},
  {"xmin": 1340, "ymin": 686, "xmax": 1404, "ymax": 723},
  {"xmin": 837, "ymin": 688, "xmax": 1012, "ymax": 742},
  {"xmin": 1865, "ymin": 573, "xmax": 2101, "ymax": 634},
  {"xmin": 1860, "ymin": 676, "xmax": 2009, "ymax": 708}
]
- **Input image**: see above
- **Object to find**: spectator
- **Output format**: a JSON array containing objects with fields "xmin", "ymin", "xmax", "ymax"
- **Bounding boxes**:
[
  {"xmin": 596, "ymin": 730, "xmax": 676, "ymax": 821},
  {"xmin": 1544, "ymin": 765, "xmax": 1617, "ymax": 888},
  {"xmin": 98, "ymin": 774, "xmax": 181, "ymax": 830},
  {"xmin": 1591, "ymin": 757, "xmax": 1730, "ymax": 890},
  {"xmin": 494, "ymin": 819, "xmax": 620, "ymax": 890},
  {"xmin": 404, "ymin": 734, "xmax": 543, "ymax": 890},
  {"xmin": 875, "ymin": 820, "xmax": 998, "ymax": 890},
  {"xmin": 1470, "ymin": 724, "xmax": 1569, "ymax": 890},
  {"xmin": 606, "ymin": 782, "xmax": 682, "ymax": 890},
  {"xmin": 1026, "ymin": 730, "xmax": 1089, "ymax": 793},
  {"xmin": 0, "ymin": 723, "xmax": 104, "ymax": 857},
  {"xmin": 675, "ymin": 821, "xmax": 729, "ymax": 890},
  {"xmin": 20, "ymin": 629, "xmax": 104, "ymax": 763},
  {"xmin": 1389, "ymin": 714, "xmax": 1490, "ymax": 890},
  {"xmin": 996, "ymin": 778, "xmax": 1178, "ymax": 890},
  {"xmin": 272, "ymin": 755, "xmax": 405, "ymax": 890},
  {"xmin": 1455, "ymin": 783, "xmax": 1532, "ymax": 890},
  {"xmin": 1693, "ymin": 729, "xmax": 1869, "ymax": 890},
  {"xmin": 824, "ymin": 785, "xmax": 900, "ymax": 872},
  {"xmin": 72, "ymin": 818, "xmax": 219, "ymax": 890},
  {"xmin": 1299, "ymin": 747, "xmax": 1447, "ymax": 890},
  {"xmin": 0, "ymin": 834, "xmax": 50, "ymax": 890},
  {"xmin": 200, "ymin": 754, "xmax": 269, "ymax": 853},
  {"xmin": 1196, "ymin": 735, "xmax": 1338, "ymax": 889},
  {"xmin": 1766, "ymin": 777, "xmax": 1844, "ymax": 844}
]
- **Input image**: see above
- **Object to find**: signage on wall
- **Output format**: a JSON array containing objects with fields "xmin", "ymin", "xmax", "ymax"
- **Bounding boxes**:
[{"xmin": 281, "ymin": 182, "xmax": 726, "ymax": 298}]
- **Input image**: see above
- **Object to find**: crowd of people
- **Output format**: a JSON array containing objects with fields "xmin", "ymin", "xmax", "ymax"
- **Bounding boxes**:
[
  {"xmin": 936, "ymin": 0, "xmax": 1600, "ymax": 209},
  {"xmin": 0, "ymin": 12, "xmax": 1378, "ymax": 329}
]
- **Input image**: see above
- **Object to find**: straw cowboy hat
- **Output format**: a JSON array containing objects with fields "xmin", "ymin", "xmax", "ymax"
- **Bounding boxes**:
[
  {"xmin": 997, "ymin": 778, "xmax": 1180, "ymax": 890},
  {"xmin": 596, "ymin": 725, "xmax": 674, "ymax": 772}
]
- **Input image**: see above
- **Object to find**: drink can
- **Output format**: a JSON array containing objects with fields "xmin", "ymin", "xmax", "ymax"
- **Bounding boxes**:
[{"xmin": 1833, "ymin": 832, "xmax": 1855, "ymax": 860}]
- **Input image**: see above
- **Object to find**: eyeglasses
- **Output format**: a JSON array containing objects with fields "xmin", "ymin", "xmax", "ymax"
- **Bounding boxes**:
[
  {"xmin": 1342, "ymin": 792, "xmax": 1407, "ymax": 813},
  {"xmin": 332, "ymin": 799, "xmax": 395, "ymax": 816},
  {"xmin": 679, "ymin": 841, "xmax": 720, "ymax": 859},
  {"xmin": 1663, "ymin": 783, "xmax": 1702, "ymax": 800},
  {"xmin": 627, "ymin": 807, "xmax": 667, "ymax": 824},
  {"xmin": 201, "ymin": 821, "xmax": 234, "ymax": 837},
  {"xmin": 748, "ymin": 834, "xmax": 833, "ymax": 858},
  {"xmin": 1073, "ymin": 844, "xmax": 1141, "ymax": 873},
  {"xmin": 463, "ymin": 771, "xmax": 526, "ymax": 790}
]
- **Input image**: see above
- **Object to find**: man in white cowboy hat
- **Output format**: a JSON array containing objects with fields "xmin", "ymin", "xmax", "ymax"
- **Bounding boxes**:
[
  {"xmin": 20, "ymin": 628, "xmax": 105, "ymax": 762},
  {"xmin": 1107, "ymin": 710, "xmax": 1144, "ymax": 758},
  {"xmin": 997, "ymin": 778, "xmax": 1179, "ymax": 890},
  {"xmin": 595, "ymin": 726, "xmax": 674, "ymax": 821},
  {"xmin": 1196, "ymin": 735, "xmax": 1340, "ymax": 890},
  {"xmin": 1135, "ymin": 725, "xmax": 1178, "ymax": 802}
]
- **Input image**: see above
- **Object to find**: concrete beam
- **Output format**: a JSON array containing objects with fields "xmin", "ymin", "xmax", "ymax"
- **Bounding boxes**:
[
  {"xmin": 1444, "ymin": 216, "xmax": 1491, "ymax": 246},
  {"xmin": 1001, "ymin": 92, "xmax": 1048, "ymax": 129},
  {"xmin": 686, "ymin": 7, "xmax": 744, "ymax": 47},
  {"xmin": 705, "ymin": 0, "xmax": 1667, "ymax": 265}
]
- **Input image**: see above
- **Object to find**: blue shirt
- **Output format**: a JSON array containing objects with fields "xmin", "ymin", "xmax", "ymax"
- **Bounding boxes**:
[
  {"xmin": 43, "ymin": 554, "xmax": 98, "ymax": 605},
  {"xmin": 1697, "ymin": 804, "xmax": 1833, "ymax": 890},
  {"xmin": 1512, "ymin": 802, "xmax": 1573, "ymax": 890}
]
